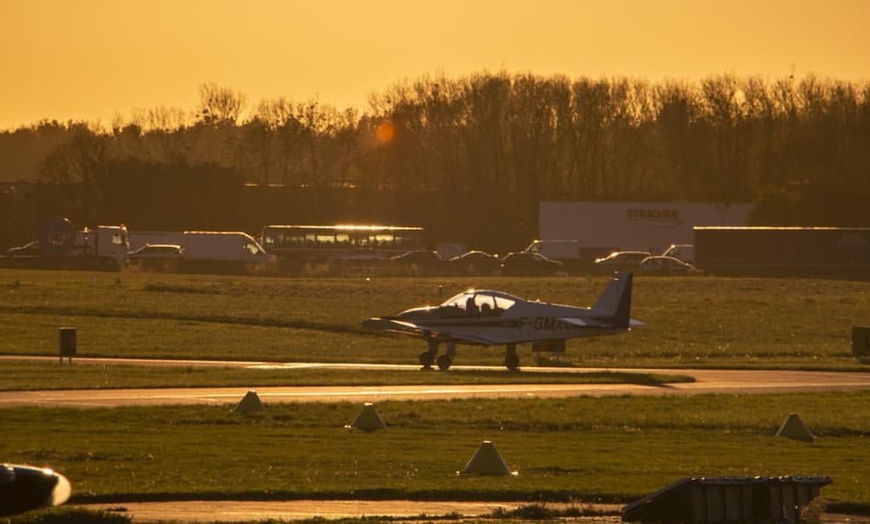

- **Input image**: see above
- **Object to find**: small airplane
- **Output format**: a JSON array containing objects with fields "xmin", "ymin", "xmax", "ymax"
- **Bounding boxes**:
[
  {"xmin": 362, "ymin": 272, "xmax": 641, "ymax": 370},
  {"xmin": 0, "ymin": 463, "xmax": 71, "ymax": 516}
]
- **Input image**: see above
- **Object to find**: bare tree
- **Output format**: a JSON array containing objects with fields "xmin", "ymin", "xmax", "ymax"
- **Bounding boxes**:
[{"xmin": 197, "ymin": 82, "xmax": 246, "ymax": 125}]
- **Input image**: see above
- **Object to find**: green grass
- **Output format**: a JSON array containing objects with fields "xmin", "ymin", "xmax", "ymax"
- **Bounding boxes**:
[
  {"xmin": 7, "ymin": 508, "xmax": 132, "ymax": 524},
  {"xmin": 1, "ymin": 268, "xmax": 868, "ymax": 519},
  {"xmin": 1, "ymin": 393, "xmax": 867, "ymax": 507},
  {"xmin": 2, "ymin": 269, "xmax": 869, "ymax": 370}
]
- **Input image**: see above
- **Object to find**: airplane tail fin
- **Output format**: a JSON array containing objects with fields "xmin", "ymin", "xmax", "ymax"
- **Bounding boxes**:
[{"xmin": 591, "ymin": 272, "xmax": 633, "ymax": 330}]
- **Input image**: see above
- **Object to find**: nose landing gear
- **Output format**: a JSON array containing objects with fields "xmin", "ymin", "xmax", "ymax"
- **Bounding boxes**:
[{"xmin": 419, "ymin": 340, "xmax": 457, "ymax": 370}]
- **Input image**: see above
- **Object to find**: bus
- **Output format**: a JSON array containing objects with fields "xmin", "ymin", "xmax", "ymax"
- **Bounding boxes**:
[{"xmin": 259, "ymin": 224, "xmax": 426, "ymax": 262}]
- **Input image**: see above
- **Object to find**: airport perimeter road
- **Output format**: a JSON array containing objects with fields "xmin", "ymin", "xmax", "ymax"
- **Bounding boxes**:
[
  {"xmin": 77, "ymin": 499, "xmax": 625, "ymax": 523},
  {"xmin": 0, "ymin": 357, "xmax": 867, "ymax": 408},
  {"xmin": 71, "ymin": 500, "xmax": 863, "ymax": 524}
]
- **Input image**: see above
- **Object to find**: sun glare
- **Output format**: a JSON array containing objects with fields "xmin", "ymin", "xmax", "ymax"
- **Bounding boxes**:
[{"xmin": 375, "ymin": 121, "xmax": 396, "ymax": 144}]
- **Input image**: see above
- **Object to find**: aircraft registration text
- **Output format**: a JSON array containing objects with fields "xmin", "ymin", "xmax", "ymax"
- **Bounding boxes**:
[{"xmin": 520, "ymin": 317, "xmax": 578, "ymax": 330}]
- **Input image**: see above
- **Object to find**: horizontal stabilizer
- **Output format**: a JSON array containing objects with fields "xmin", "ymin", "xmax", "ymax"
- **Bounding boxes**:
[{"xmin": 557, "ymin": 317, "xmax": 613, "ymax": 328}]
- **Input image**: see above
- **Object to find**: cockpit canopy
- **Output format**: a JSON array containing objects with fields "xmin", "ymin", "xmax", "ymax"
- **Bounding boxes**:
[{"xmin": 439, "ymin": 289, "xmax": 518, "ymax": 316}]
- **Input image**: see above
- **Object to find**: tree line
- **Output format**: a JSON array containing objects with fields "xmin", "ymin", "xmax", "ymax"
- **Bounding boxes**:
[{"xmin": 1, "ymin": 73, "xmax": 868, "ymax": 251}]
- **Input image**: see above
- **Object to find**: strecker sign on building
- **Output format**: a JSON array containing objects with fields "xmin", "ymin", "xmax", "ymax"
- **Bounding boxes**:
[{"xmin": 539, "ymin": 201, "xmax": 753, "ymax": 253}]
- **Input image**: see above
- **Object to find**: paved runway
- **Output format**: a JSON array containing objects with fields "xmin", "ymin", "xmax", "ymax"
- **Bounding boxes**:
[{"xmin": 0, "ymin": 356, "xmax": 867, "ymax": 408}]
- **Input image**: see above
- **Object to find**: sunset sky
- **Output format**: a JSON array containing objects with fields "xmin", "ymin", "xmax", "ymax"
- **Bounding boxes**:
[{"xmin": 1, "ymin": 0, "xmax": 868, "ymax": 130}]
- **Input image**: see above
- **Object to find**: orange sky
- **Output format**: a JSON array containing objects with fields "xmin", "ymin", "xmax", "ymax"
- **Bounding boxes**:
[{"xmin": 1, "ymin": 0, "xmax": 868, "ymax": 130}]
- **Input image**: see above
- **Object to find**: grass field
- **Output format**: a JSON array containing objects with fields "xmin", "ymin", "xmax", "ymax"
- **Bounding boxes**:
[
  {"xmin": 0, "ymin": 268, "xmax": 868, "ymax": 522},
  {"xmin": 1, "ymin": 393, "xmax": 868, "ymax": 508},
  {"xmin": 2, "ymin": 269, "xmax": 869, "ymax": 371}
]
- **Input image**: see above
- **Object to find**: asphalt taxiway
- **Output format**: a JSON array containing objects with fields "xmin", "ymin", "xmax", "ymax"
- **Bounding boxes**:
[{"xmin": 0, "ymin": 355, "xmax": 867, "ymax": 408}]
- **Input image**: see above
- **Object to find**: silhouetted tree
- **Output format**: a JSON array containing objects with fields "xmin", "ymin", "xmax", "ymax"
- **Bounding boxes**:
[
  {"xmin": 197, "ymin": 82, "xmax": 246, "ymax": 126},
  {"xmin": 39, "ymin": 124, "xmax": 110, "ymax": 225},
  {"xmin": 2, "ymin": 72, "xmax": 869, "ymax": 248}
]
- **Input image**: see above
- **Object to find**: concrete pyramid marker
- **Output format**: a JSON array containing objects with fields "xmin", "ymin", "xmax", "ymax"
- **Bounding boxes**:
[
  {"xmin": 348, "ymin": 402, "xmax": 387, "ymax": 431},
  {"xmin": 461, "ymin": 441, "xmax": 514, "ymax": 476},
  {"xmin": 776, "ymin": 413, "xmax": 814, "ymax": 442},
  {"xmin": 234, "ymin": 390, "xmax": 265, "ymax": 414}
]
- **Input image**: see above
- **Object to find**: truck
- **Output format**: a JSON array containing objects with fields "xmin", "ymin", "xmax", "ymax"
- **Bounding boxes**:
[
  {"xmin": 694, "ymin": 226, "xmax": 870, "ymax": 278},
  {"xmin": 1, "ymin": 217, "xmax": 128, "ymax": 271},
  {"xmin": 538, "ymin": 201, "xmax": 753, "ymax": 254},
  {"xmin": 180, "ymin": 231, "xmax": 276, "ymax": 274}
]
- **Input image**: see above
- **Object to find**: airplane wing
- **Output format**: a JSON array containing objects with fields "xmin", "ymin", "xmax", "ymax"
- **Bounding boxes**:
[
  {"xmin": 363, "ymin": 318, "xmax": 507, "ymax": 345},
  {"xmin": 362, "ymin": 318, "xmax": 426, "ymax": 336}
]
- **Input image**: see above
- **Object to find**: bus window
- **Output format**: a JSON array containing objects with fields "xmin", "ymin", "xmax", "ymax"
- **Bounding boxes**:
[{"xmin": 259, "ymin": 225, "xmax": 425, "ymax": 259}]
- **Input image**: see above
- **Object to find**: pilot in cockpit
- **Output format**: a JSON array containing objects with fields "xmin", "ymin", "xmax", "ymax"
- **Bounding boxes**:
[{"xmin": 465, "ymin": 295, "xmax": 479, "ymax": 317}]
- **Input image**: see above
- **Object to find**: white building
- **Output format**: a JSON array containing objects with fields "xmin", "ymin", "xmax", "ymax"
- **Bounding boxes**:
[{"xmin": 538, "ymin": 201, "xmax": 753, "ymax": 254}]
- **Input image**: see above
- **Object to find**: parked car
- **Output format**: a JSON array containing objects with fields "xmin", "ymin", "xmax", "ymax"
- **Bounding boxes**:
[
  {"xmin": 389, "ymin": 249, "xmax": 443, "ymax": 274},
  {"xmin": 637, "ymin": 255, "xmax": 703, "ymax": 276},
  {"xmin": 6, "ymin": 240, "xmax": 39, "ymax": 257},
  {"xmin": 661, "ymin": 243, "xmax": 695, "ymax": 264},
  {"xmin": 446, "ymin": 250, "xmax": 500, "ymax": 275},
  {"xmin": 499, "ymin": 251, "xmax": 564, "ymax": 276},
  {"xmin": 593, "ymin": 250, "xmax": 651, "ymax": 273},
  {"xmin": 126, "ymin": 243, "xmax": 183, "ymax": 271}
]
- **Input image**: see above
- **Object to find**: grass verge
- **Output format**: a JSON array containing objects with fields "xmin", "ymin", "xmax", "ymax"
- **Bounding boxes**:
[
  {"xmin": 1, "ymin": 269, "xmax": 869, "ymax": 370},
  {"xmin": 1, "ymin": 393, "xmax": 867, "ymax": 507}
]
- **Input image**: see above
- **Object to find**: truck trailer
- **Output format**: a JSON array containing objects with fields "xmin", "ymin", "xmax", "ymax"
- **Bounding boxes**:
[{"xmin": 694, "ymin": 226, "xmax": 870, "ymax": 278}]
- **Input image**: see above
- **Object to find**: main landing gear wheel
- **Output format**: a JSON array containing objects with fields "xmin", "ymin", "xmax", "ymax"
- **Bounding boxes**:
[
  {"xmin": 436, "ymin": 354, "xmax": 452, "ymax": 371},
  {"xmin": 504, "ymin": 344, "xmax": 520, "ymax": 371},
  {"xmin": 419, "ymin": 351, "xmax": 435, "ymax": 370},
  {"xmin": 420, "ymin": 339, "xmax": 439, "ymax": 370}
]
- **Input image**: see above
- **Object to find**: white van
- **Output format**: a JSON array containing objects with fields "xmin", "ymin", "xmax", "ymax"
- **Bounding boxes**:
[{"xmin": 182, "ymin": 231, "xmax": 274, "ymax": 263}]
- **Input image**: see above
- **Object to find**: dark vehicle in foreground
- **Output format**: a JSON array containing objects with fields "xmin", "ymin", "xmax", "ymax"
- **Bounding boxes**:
[
  {"xmin": 637, "ymin": 255, "xmax": 703, "ymax": 276},
  {"xmin": 499, "ymin": 252, "xmax": 564, "ymax": 276},
  {"xmin": 447, "ymin": 250, "xmax": 501, "ymax": 275},
  {"xmin": 0, "ymin": 463, "xmax": 72, "ymax": 516}
]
